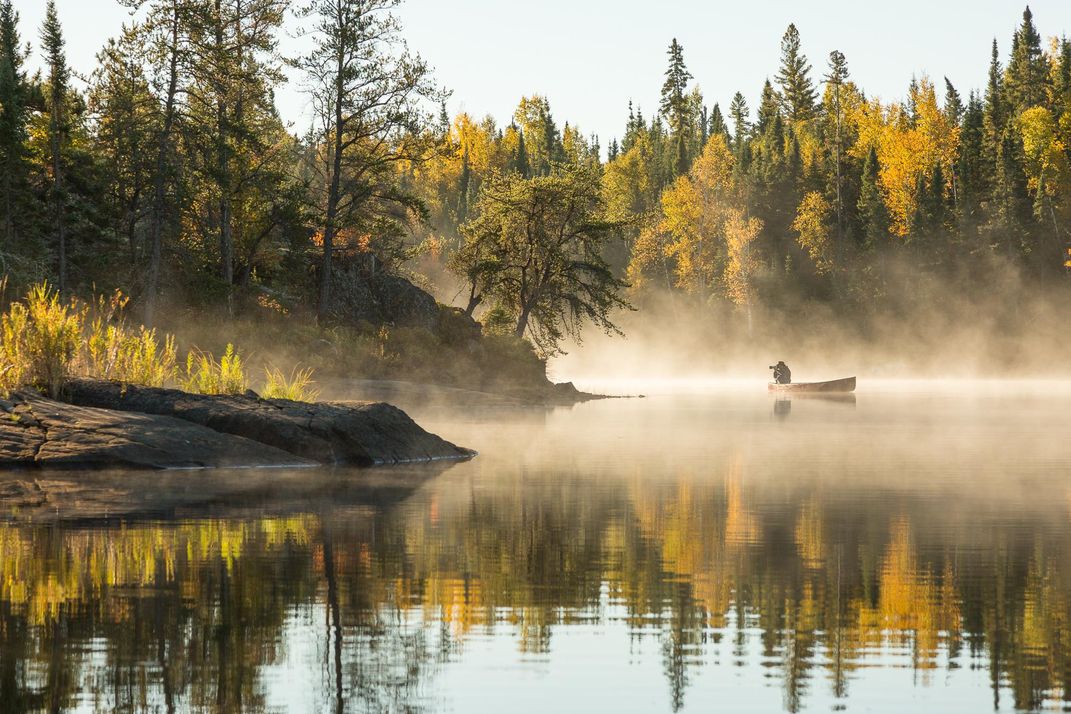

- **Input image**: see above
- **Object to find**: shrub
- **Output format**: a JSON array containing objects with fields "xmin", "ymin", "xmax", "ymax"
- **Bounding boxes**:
[
  {"xmin": 181, "ymin": 344, "xmax": 247, "ymax": 395},
  {"xmin": 0, "ymin": 301, "xmax": 29, "ymax": 396},
  {"xmin": 21, "ymin": 284, "xmax": 84, "ymax": 398},
  {"xmin": 262, "ymin": 365, "xmax": 319, "ymax": 402},
  {"xmin": 85, "ymin": 292, "xmax": 177, "ymax": 387}
]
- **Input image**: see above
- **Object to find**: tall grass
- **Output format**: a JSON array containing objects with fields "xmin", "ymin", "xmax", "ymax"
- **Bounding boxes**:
[
  {"xmin": 85, "ymin": 291, "xmax": 177, "ymax": 387},
  {"xmin": 0, "ymin": 283, "xmax": 325, "ymax": 402},
  {"xmin": 0, "ymin": 283, "xmax": 182, "ymax": 397},
  {"xmin": 262, "ymin": 365, "xmax": 319, "ymax": 402},
  {"xmin": 2, "ymin": 285, "xmax": 84, "ymax": 398},
  {"xmin": 180, "ymin": 344, "xmax": 247, "ymax": 395}
]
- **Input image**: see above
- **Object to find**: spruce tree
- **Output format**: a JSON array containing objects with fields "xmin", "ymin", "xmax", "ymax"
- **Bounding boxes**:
[
  {"xmin": 659, "ymin": 38, "xmax": 693, "ymax": 176},
  {"xmin": 729, "ymin": 92, "xmax": 750, "ymax": 155},
  {"xmin": 957, "ymin": 92, "xmax": 986, "ymax": 234},
  {"xmin": 0, "ymin": 0, "xmax": 28, "ymax": 253},
  {"xmin": 826, "ymin": 51, "xmax": 850, "ymax": 247},
  {"xmin": 943, "ymin": 78, "xmax": 964, "ymax": 210},
  {"xmin": 775, "ymin": 24, "xmax": 817, "ymax": 122},
  {"xmin": 943, "ymin": 78, "xmax": 964, "ymax": 127},
  {"xmin": 1004, "ymin": 6, "xmax": 1049, "ymax": 113},
  {"xmin": 907, "ymin": 76, "xmax": 920, "ymax": 126},
  {"xmin": 1056, "ymin": 38, "xmax": 1071, "ymax": 118},
  {"xmin": 981, "ymin": 39, "xmax": 1006, "ymax": 214},
  {"xmin": 756, "ymin": 80, "xmax": 781, "ymax": 134},
  {"xmin": 456, "ymin": 149, "xmax": 470, "ymax": 225},
  {"xmin": 514, "ymin": 126, "xmax": 530, "ymax": 178},
  {"xmin": 41, "ymin": 0, "xmax": 70, "ymax": 291},
  {"xmin": 930, "ymin": 164, "xmax": 950, "ymax": 234},
  {"xmin": 858, "ymin": 146, "xmax": 889, "ymax": 247},
  {"xmin": 708, "ymin": 103, "xmax": 729, "ymax": 142}
]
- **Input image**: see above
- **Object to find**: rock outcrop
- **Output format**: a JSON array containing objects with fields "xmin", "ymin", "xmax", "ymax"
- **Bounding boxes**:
[
  {"xmin": 325, "ymin": 261, "xmax": 439, "ymax": 331},
  {"xmin": 63, "ymin": 379, "xmax": 474, "ymax": 466},
  {"xmin": 0, "ymin": 391, "xmax": 316, "ymax": 470}
]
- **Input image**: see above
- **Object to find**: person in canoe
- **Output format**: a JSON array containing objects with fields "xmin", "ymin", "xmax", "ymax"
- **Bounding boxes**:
[{"xmin": 770, "ymin": 361, "xmax": 792, "ymax": 384}]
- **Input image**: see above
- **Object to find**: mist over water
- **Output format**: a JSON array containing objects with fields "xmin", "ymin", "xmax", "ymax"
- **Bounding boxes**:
[{"xmin": 3, "ymin": 380, "xmax": 1071, "ymax": 712}]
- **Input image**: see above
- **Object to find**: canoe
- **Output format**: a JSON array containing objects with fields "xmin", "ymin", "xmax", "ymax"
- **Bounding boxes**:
[{"xmin": 768, "ymin": 376, "xmax": 856, "ymax": 393}]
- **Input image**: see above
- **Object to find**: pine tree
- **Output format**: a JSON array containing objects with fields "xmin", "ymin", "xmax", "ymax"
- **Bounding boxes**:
[
  {"xmin": 981, "ymin": 39, "xmax": 1006, "ymax": 212},
  {"xmin": 1004, "ymin": 6, "xmax": 1049, "ymax": 113},
  {"xmin": 858, "ymin": 146, "xmax": 888, "ymax": 247},
  {"xmin": 0, "ymin": 0, "xmax": 29, "ymax": 254},
  {"xmin": 907, "ymin": 76, "xmax": 920, "ymax": 126},
  {"xmin": 1055, "ymin": 38, "xmax": 1071, "ymax": 118},
  {"xmin": 943, "ymin": 78, "xmax": 964, "ymax": 209},
  {"xmin": 296, "ymin": 0, "xmax": 440, "ymax": 323},
  {"xmin": 943, "ymin": 78, "xmax": 964, "ymax": 126},
  {"xmin": 756, "ymin": 80, "xmax": 781, "ymax": 134},
  {"xmin": 456, "ymin": 149, "xmax": 470, "ymax": 225},
  {"xmin": 514, "ymin": 126, "xmax": 530, "ymax": 178},
  {"xmin": 41, "ymin": 0, "xmax": 70, "ymax": 291},
  {"xmin": 957, "ymin": 92, "xmax": 986, "ymax": 234},
  {"xmin": 826, "ymin": 51, "xmax": 850, "ymax": 248},
  {"xmin": 994, "ymin": 130, "xmax": 1033, "ymax": 253},
  {"xmin": 708, "ymin": 103, "xmax": 729, "ymax": 142},
  {"xmin": 132, "ymin": 0, "xmax": 189, "ymax": 324},
  {"xmin": 775, "ymin": 24, "xmax": 817, "ymax": 122},
  {"xmin": 659, "ymin": 38, "xmax": 693, "ymax": 176},
  {"xmin": 729, "ymin": 92, "xmax": 750, "ymax": 154}
]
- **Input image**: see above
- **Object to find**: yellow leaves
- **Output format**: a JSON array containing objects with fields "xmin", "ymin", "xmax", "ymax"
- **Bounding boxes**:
[
  {"xmin": 848, "ymin": 77, "xmax": 960, "ymax": 236},
  {"xmin": 625, "ymin": 225, "xmax": 666, "ymax": 291},
  {"xmin": 659, "ymin": 174, "xmax": 716, "ymax": 294},
  {"xmin": 793, "ymin": 191, "xmax": 834, "ymax": 275},
  {"xmin": 1018, "ymin": 106, "xmax": 1071, "ymax": 197},
  {"xmin": 631, "ymin": 133, "xmax": 764, "ymax": 305},
  {"xmin": 660, "ymin": 176, "xmax": 702, "ymax": 251},
  {"xmin": 690, "ymin": 133, "xmax": 736, "ymax": 200},
  {"xmin": 723, "ymin": 209, "xmax": 763, "ymax": 307},
  {"xmin": 602, "ymin": 134, "xmax": 653, "ymax": 218},
  {"xmin": 451, "ymin": 112, "xmax": 494, "ymax": 173},
  {"xmin": 653, "ymin": 135, "xmax": 749, "ymax": 297},
  {"xmin": 794, "ymin": 498, "xmax": 826, "ymax": 569}
]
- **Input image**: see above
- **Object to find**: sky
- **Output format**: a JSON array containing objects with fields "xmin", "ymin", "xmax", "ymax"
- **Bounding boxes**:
[{"xmin": 18, "ymin": 0, "xmax": 1071, "ymax": 149}]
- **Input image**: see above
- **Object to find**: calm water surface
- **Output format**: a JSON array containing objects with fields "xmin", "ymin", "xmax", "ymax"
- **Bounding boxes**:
[{"xmin": 2, "ymin": 381, "xmax": 1070, "ymax": 713}]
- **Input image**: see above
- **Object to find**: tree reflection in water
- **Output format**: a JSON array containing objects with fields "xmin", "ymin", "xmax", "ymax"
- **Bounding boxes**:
[{"xmin": 1, "ymin": 460, "xmax": 1071, "ymax": 712}]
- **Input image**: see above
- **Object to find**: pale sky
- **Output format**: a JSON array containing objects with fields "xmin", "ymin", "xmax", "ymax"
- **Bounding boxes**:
[{"xmin": 18, "ymin": 0, "xmax": 1071, "ymax": 148}]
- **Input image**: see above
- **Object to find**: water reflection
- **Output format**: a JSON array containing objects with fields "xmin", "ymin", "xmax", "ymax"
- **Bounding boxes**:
[{"xmin": 1, "ymin": 390, "xmax": 1069, "ymax": 713}]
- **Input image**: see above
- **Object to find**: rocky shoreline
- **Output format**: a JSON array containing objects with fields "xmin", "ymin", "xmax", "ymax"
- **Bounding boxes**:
[{"xmin": 0, "ymin": 380, "xmax": 474, "ymax": 471}]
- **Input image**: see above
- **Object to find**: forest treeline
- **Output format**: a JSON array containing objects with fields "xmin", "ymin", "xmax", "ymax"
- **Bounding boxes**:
[{"xmin": 1, "ymin": 0, "xmax": 1069, "ymax": 359}]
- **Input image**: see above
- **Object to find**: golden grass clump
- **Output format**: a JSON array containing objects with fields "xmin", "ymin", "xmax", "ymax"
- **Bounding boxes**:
[
  {"xmin": 0, "ymin": 283, "xmax": 182, "ymax": 397},
  {"xmin": 6, "ymin": 284, "xmax": 85, "ymax": 398},
  {"xmin": 85, "ymin": 292, "xmax": 177, "ymax": 387},
  {"xmin": 180, "ymin": 344, "xmax": 247, "ymax": 395},
  {"xmin": 261, "ymin": 365, "xmax": 319, "ymax": 402}
]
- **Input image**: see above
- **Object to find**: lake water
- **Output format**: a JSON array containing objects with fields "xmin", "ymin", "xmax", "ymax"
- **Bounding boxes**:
[{"xmin": 2, "ymin": 380, "xmax": 1071, "ymax": 713}]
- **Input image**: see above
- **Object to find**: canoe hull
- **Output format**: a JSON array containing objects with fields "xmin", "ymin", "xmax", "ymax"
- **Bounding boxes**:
[{"xmin": 768, "ymin": 376, "xmax": 856, "ymax": 393}]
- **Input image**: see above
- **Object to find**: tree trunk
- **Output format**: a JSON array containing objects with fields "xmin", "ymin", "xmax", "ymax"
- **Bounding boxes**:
[
  {"xmin": 215, "ymin": 0, "xmax": 233, "ymax": 314},
  {"xmin": 50, "ymin": 132, "xmax": 66, "ymax": 293},
  {"xmin": 144, "ymin": 5, "xmax": 181, "ymax": 326},
  {"xmin": 514, "ymin": 303, "xmax": 532, "ymax": 338},
  {"xmin": 317, "ymin": 45, "xmax": 346, "ymax": 325},
  {"xmin": 464, "ymin": 287, "xmax": 481, "ymax": 316},
  {"xmin": 3, "ymin": 148, "xmax": 13, "ymax": 247},
  {"xmin": 322, "ymin": 533, "xmax": 344, "ymax": 714}
]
